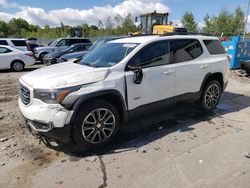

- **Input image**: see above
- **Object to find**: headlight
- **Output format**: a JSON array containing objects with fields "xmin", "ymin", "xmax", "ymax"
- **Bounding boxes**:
[{"xmin": 34, "ymin": 85, "xmax": 81, "ymax": 104}]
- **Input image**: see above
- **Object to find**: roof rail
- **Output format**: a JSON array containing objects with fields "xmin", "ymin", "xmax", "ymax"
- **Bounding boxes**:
[
  {"xmin": 161, "ymin": 32, "xmax": 212, "ymax": 36},
  {"xmin": 129, "ymin": 34, "xmax": 159, "ymax": 37}
]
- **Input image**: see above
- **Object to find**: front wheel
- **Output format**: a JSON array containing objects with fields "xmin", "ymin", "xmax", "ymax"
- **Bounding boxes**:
[
  {"xmin": 73, "ymin": 100, "xmax": 120, "ymax": 149},
  {"xmin": 200, "ymin": 80, "xmax": 222, "ymax": 111}
]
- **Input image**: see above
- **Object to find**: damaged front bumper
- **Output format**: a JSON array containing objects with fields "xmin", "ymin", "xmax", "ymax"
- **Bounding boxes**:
[
  {"xmin": 19, "ymin": 98, "xmax": 74, "ymax": 142},
  {"xmin": 21, "ymin": 115, "xmax": 72, "ymax": 142}
]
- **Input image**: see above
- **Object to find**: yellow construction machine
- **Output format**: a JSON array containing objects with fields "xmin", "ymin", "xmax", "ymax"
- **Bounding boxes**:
[{"xmin": 133, "ymin": 11, "xmax": 186, "ymax": 35}]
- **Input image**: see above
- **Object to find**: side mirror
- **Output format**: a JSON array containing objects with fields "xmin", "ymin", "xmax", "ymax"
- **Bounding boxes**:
[{"xmin": 128, "ymin": 65, "xmax": 143, "ymax": 84}]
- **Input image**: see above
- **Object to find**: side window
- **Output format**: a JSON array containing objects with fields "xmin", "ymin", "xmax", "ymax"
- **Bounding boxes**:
[
  {"xmin": 0, "ymin": 47, "xmax": 11, "ymax": 54},
  {"xmin": 57, "ymin": 39, "xmax": 70, "ymax": 47},
  {"xmin": 0, "ymin": 40, "xmax": 8, "ymax": 45},
  {"xmin": 11, "ymin": 40, "xmax": 27, "ymax": 47},
  {"xmin": 203, "ymin": 40, "xmax": 226, "ymax": 55},
  {"xmin": 84, "ymin": 44, "xmax": 92, "ymax": 50},
  {"xmin": 80, "ymin": 39, "xmax": 91, "ymax": 43},
  {"xmin": 130, "ymin": 41, "xmax": 170, "ymax": 68},
  {"xmin": 74, "ymin": 45, "xmax": 82, "ymax": 51},
  {"xmin": 170, "ymin": 39, "xmax": 203, "ymax": 63}
]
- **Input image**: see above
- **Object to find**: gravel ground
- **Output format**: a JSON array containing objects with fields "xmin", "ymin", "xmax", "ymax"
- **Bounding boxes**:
[{"xmin": 0, "ymin": 65, "xmax": 250, "ymax": 188}]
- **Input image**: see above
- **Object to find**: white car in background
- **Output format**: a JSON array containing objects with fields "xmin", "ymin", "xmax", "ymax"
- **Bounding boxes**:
[
  {"xmin": 0, "ymin": 45, "xmax": 35, "ymax": 71},
  {"xmin": 0, "ymin": 38, "xmax": 28, "ymax": 51}
]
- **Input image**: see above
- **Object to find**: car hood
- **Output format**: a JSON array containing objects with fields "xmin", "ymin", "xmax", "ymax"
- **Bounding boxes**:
[
  {"xmin": 45, "ymin": 51, "xmax": 63, "ymax": 59},
  {"xmin": 20, "ymin": 62, "xmax": 109, "ymax": 89},
  {"xmin": 35, "ymin": 46, "xmax": 59, "ymax": 52}
]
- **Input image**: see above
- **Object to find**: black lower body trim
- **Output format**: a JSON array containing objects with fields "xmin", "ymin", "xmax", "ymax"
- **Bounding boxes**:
[{"xmin": 39, "ymin": 124, "xmax": 72, "ymax": 143}]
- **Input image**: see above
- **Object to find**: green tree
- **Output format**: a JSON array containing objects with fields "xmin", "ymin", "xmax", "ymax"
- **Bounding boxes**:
[
  {"xmin": 203, "ymin": 7, "xmax": 245, "ymax": 36},
  {"xmin": 122, "ymin": 13, "xmax": 137, "ymax": 34},
  {"xmin": 8, "ymin": 18, "xmax": 30, "ymax": 37},
  {"xmin": 181, "ymin": 11, "xmax": 198, "ymax": 32},
  {"xmin": 0, "ymin": 20, "xmax": 8, "ymax": 37},
  {"xmin": 231, "ymin": 7, "xmax": 244, "ymax": 35}
]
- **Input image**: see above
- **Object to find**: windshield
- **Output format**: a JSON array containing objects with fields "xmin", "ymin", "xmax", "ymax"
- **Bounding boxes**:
[
  {"xmin": 63, "ymin": 45, "xmax": 74, "ymax": 53},
  {"xmin": 50, "ymin": 39, "xmax": 60, "ymax": 46},
  {"xmin": 79, "ymin": 42, "xmax": 138, "ymax": 68},
  {"xmin": 88, "ymin": 38, "xmax": 107, "ymax": 51}
]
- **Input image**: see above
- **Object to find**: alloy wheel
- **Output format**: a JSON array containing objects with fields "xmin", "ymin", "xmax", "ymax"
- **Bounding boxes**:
[
  {"xmin": 13, "ymin": 62, "xmax": 24, "ymax": 71},
  {"xmin": 204, "ymin": 83, "xmax": 220, "ymax": 109},
  {"xmin": 82, "ymin": 108, "xmax": 116, "ymax": 144}
]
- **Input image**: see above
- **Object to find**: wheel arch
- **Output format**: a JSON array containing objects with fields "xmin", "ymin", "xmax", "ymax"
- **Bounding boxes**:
[
  {"xmin": 70, "ymin": 90, "xmax": 129, "ymax": 124},
  {"xmin": 39, "ymin": 52, "xmax": 48, "ymax": 59},
  {"xmin": 10, "ymin": 59, "xmax": 25, "ymax": 68},
  {"xmin": 200, "ymin": 72, "xmax": 224, "ymax": 94}
]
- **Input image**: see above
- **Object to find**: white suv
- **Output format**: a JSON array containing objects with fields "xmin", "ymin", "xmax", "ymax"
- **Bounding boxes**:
[
  {"xmin": 19, "ymin": 34, "xmax": 229, "ymax": 148},
  {"xmin": 0, "ymin": 38, "xmax": 28, "ymax": 51}
]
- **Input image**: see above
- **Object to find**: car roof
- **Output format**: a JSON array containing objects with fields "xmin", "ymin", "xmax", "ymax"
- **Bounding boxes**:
[
  {"xmin": 110, "ymin": 35, "xmax": 218, "ymax": 44},
  {"xmin": 59, "ymin": 38, "xmax": 90, "ymax": 40},
  {"xmin": 0, "ymin": 38, "xmax": 26, "ymax": 40}
]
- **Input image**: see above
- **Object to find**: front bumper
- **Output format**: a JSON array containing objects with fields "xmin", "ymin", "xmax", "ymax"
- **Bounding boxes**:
[
  {"xmin": 33, "ymin": 52, "xmax": 40, "ymax": 59},
  {"xmin": 19, "ymin": 98, "xmax": 74, "ymax": 129},
  {"xmin": 21, "ymin": 115, "xmax": 72, "ymax": 142}
]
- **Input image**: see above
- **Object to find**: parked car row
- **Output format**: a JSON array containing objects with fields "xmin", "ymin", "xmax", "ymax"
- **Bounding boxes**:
[
  {"xmin": 55, "ymin": 36, "xmax": 127, "ymax": 64},
  {"xmin": 33, "ymin": 38, "xmax": 92, "ymax": 62},
  {"xmin": 0, "ymin": 37, "xmax": 92, "ymax": 71}
]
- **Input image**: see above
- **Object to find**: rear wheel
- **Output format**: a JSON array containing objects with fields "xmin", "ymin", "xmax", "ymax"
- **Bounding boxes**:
[
  {"xmin": 11, "ymin": 60, "xmax": 24, "ymax": 72},
  {"xmin": 73, "ymin": 99, "xmax": 120, "ymax": 149},
  {"xmin": 200, "ymin": 80, "xmax": 222, "ymax": 111}
]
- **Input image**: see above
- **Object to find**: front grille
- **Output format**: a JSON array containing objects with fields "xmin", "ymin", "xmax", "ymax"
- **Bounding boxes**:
[{"xmin": 20, "ymin": 84, "xmax": 30, "ymax": 105}]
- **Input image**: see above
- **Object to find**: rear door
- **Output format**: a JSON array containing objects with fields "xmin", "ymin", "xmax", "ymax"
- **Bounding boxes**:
[
  {"xmin": 125, "ymin": 40, "xmax": 176, "ymax": 113},
  {"xmin": 0, "ymin": 47, "xmax": 14, "ymax": 69},
  {"xmin": 170, "ymin": 39, "xmax": 206, "ymax": 98}
]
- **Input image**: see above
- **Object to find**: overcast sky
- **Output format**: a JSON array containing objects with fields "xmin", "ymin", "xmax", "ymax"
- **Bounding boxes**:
[{"xmin": 0, "ymin": 0, "xmax": 249, "ymax": 29}]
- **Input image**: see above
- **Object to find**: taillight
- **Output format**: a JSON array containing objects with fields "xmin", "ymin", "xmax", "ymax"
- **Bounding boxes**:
[{"xmin": 25, "ymin": 52, "xmax": 33, "ymax": 57}]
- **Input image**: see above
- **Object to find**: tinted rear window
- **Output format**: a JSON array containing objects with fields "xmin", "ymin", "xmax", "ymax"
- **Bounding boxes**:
[
  {"xmin": 203, "ymin": 40, "xmax": 226, "ymax": 55},
  {"xmin": 0, "ymin": 40, "xmax": 8, "ymax": 45},
  {"xmin": 11, "ymin": 40, "xmax": 27, "ymax": 47},
  {"xmin": 170, "ymin": 39, "xmax": 203, "ymax": 63}
]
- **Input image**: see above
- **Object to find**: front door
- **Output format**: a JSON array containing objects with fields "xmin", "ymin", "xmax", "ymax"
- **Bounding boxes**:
[
  {"xmin": 125, "ymin": 40, "xmax": 176, "ymax": 113},
  {"xmin": 0, "ymin": 47, "xmax": 13, "ymax": 69}
]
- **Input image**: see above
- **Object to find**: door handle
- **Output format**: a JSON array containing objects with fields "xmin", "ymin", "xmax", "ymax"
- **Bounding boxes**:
[
  {"xmin": 163, "ymin": 70, "xmax": 174, "ymax": 75},
  {"xmin": 201, "ymin": 65, "xmax": 209, "ymax": 69}
]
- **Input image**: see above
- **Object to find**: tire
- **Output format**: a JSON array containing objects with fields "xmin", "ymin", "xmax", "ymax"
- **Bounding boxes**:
[
  {"xmin": 39, "ymin": 53, "xmax": 47, "ymax": 63},
  {"xmin": 200, "ymin": 80, "xmax": 222, "ymax": 111},
  {"xmin": 72, "ymin": 99, "xmax": 120, "ymax": 149},
  {"xmin": 11, "ymin": 60, "xmax": 24, "ymax": 72}
]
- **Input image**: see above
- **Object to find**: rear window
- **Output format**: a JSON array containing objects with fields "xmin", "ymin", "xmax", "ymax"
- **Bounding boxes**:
[
  {"xmin": 0, "ymin": 40, "xmax": 8, "ymax": 45},
  {"xmin": 11, "ymin": 40, "xmax": 27, "ymax": 47},
  {"xmin": 203, "ymin": 40, "xmax": 226, "ymax": 55}
]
